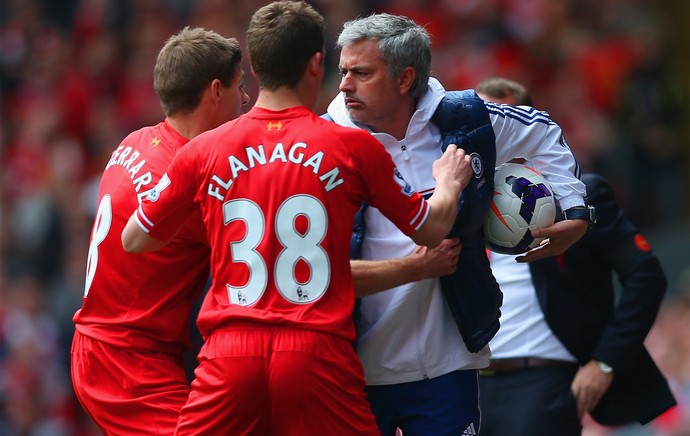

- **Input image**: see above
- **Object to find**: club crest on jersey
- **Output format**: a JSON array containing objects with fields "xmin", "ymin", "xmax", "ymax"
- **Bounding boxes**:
[
  {"xmin": 470, "ymin": 152, "xmax": 483, "ymax": 178},
  {"xmin": 393, "ymin": 168, "xmax": 414, "ymax": 196},
  {"xmin": 267, "ymin": 121, "xmax": 282, "ymax": 131}
]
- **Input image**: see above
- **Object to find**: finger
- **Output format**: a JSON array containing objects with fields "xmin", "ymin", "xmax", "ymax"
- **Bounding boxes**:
[
  {"xmin": 531, "ymin": 227, "xmax": 551, "ymax": 238},
  {"xmin": 515, "ymin": 244, "xmax": 551, "ymax": 262},
  {"xmin": 441, "ymin": 237, "xmax": 461, "ymax": 248}
]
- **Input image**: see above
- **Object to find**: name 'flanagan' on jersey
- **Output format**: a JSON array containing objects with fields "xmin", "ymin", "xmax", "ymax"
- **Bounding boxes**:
[{"xmin": 207, "ymin": 141, "xmax": 345, "ymax": 201}]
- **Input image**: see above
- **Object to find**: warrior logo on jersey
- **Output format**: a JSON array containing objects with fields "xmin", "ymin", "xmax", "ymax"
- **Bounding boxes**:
[
  {"xmin": 470, "ymin": 152, "xmax": 483, "ymax": 179},
  {"xmin": 267, "ymin": 121, "xmax": 283, "ymax": 131},
  {"xmin": 146, "ymin": 173, "xmax": 171, "ymax": 202},
  {"xmin": 393, "ymin": 168, "xmax": 414, "ymax": 196}
]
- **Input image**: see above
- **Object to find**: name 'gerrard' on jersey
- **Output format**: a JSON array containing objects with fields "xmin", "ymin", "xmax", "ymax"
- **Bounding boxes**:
[{"xmin": 105, "ymin": 143, "xmax": 154, "ymax": 203}]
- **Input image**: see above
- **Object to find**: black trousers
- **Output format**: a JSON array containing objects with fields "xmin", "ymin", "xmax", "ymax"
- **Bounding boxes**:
[{"xmin": 479, "ymin": 365, "xmax": 581, "ymax": 436}]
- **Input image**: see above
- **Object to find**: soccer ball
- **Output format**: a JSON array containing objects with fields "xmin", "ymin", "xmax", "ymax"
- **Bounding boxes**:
[{"xmin": 484, "ymin": 163, "xmax": 556, "ymax": 254}]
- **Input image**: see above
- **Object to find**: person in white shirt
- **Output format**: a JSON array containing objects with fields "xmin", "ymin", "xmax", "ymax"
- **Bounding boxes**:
[
  {"xmin": 476, "ymin": 77, "xmax": 675, "ymax": 435},
  {"xmin": 327, "ymin": 14, "xmax": 590, "ymax": 435}
]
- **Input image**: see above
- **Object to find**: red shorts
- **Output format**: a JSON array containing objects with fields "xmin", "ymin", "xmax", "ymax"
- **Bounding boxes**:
[
  {"xmin": 71, "ymin": 330, "xmax": 190, "ymax": 435},
  {"xmin": 175, "ymin": 325, "xmax": 379, "ymax": 435}
]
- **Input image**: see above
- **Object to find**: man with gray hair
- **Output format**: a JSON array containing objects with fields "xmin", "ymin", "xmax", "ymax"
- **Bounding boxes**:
[{"xmin": 327, "ymin": 13, "xmax": 592, "ymax": 435}]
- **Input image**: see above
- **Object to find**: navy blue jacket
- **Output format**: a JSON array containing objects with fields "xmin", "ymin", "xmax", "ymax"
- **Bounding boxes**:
[
  {"xmin": 351, "ymin": 90, "xmax": 502, "ymax": 352},
  {"xmin": 530, "ymin": 173, "xmax": 675, "ymax": 425}
]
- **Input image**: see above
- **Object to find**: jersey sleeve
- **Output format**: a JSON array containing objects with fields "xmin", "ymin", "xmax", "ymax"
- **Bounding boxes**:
[
  {"xmin": 134, "ymin": 145, "xmax": 200, "ymax": 241},
  {"xmin": 486, "ymin": 102, "xmax": 586, "ymax": 210},
  {"xmin": 350, "ymin": 132, "xmax": 429, "ymax": 236}
]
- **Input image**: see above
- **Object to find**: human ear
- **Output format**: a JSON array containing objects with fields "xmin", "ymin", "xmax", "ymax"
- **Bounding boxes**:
[{"xmin": 398, "ymin": 67, "xmax": 416, "ymax": 95}]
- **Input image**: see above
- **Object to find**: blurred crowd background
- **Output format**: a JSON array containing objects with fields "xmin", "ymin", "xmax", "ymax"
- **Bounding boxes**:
[{"xmin": 0, "ymin": 0, "xmax": 688, "ymax": 435}]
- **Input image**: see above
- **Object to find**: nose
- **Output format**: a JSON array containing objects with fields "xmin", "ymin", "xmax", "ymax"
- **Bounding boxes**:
[{"xmin": 339, "ymin": 73, "xmax": 353, "ymax": 93}]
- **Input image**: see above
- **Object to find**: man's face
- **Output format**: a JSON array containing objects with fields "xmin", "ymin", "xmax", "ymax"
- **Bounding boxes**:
[
  {"xmin": 223, "ymin": 67, "xmax": 250, "ymax": 121},
  {"xmin": 338, "ymin": 39, "xmax": 405, "ymax": 133}
]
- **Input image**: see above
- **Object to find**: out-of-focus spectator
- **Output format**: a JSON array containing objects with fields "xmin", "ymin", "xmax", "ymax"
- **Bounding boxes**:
[
  {"xmin": 0, "ymin": 275, "xmax": 85, "ymax": 435},
  {"xmin": 645, "ymin": 289, "xmax": 690, "ymax": 433}
]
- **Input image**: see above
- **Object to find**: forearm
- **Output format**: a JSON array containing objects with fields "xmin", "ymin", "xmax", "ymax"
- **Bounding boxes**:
[
  {"xmin": 121, "ymin": 214, "xmax": 169, "ymax": 253},
  {"xmin": 413, "ymin": 179, "xmax": 462, "ymax": 247},
  {"xmin": 428, "ymin": 179, "xmax": 463, "ymax": 225},
  {"xmin": 412, "ymin": 145, "xmax": 470, "ymax": 247},
  {"xmin": 351, "ymin": 237, "xmax": 461, "ymax": 297},
  {"xmin": 352, "ymin": 258, "xmax": 425, "ymax": 297},
  {"xmin": 518, "ymin": 219, "xmax": 587, "ymax": 262},
  {"xmin": 591, "ymin": 254, "xmax": 667, "ymax": 373}
]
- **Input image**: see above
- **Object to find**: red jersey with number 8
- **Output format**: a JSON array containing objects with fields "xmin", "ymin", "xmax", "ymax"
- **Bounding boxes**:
[
  {"xmin": 73, "ymin": 121, "xmax": 210, "ymax": 354},
  {"xmin": 135, "ymin": 106, "xmax": 429, "ymax": 342}
]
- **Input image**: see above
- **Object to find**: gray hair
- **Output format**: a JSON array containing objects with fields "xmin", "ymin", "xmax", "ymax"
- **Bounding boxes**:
[{"xmin": 336, "ymin": 13, "xmax": 431, "ymax": 100}]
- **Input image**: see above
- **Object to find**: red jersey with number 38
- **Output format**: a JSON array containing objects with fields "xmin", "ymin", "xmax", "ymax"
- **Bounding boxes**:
[
  {"xmin": 73, "ymin": 121, "xmax": 210, "ymax": 354},
  {"xmin": 135, "ymin": 106, "xmax": 429, "ymax": 342}
]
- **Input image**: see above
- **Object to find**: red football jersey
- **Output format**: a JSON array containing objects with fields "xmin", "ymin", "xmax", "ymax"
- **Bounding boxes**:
[
  {"xmin": 135, "ymin": 106, "xmax": 428, "ymax": 342},
  {"xmin": 73, "ymin": 120, "xmax": 210, "ymax": 354}
]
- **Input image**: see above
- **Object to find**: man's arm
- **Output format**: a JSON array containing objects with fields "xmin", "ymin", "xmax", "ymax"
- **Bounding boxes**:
[
  {"xmin": 350, "ymin": 145, "xmax": 469, "ymax": 296},
  {"xmin": 122, "ymin": 213, "xmax": 170, "ymax": 253},
  {"xmin": 409, "ymin": 144, "xmax": 472, "ymax": 248},
  {"xmin": 570, "ymin": 174, "xmax": 667, "ymax": 416},
  {"xmin": 488, "ymin": 105, "xmax": 589, "ymax": 261},
  {"xmin": 516, "ymin": 219, "xmax": 588, "ymax": 262},
  {"xmin": 496, "ymin": 157, "xmax": 588, "ymax": 263},
  {"xmin": 353, "ymin": 238, "xmax": 461, "ymax": 297}
]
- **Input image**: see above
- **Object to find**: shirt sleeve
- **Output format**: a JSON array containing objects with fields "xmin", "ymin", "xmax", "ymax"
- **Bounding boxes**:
[
  {"xmin": 583, "ymin": 174, "xmax": 666, "ymax": 375},
  {"xmin": 486, "ymin": 102, "xmax": 586, "ymax": 210},
  {"xmin": 135, "ymin": 146, "xmax": 200, "ymax": 241}
]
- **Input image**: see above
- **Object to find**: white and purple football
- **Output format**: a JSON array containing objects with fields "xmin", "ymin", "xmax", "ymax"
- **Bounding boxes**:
[{"xmin": 484, "ymin": 163, "xmax": 556, "ymax": 254}]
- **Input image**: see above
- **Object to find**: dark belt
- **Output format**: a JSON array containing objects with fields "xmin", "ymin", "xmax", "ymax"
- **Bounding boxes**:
[{"xmin": 479, "ymin": 357, "xmax": 577, "ymax": 376}]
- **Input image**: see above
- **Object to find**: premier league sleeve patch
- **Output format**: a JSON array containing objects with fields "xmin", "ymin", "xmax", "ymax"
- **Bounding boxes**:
[
  {"xmin": 145, "ymin": 173, "xmax": 171, "ymax": 202},
  {"xmin": 393, "ymin": 168, "xmax": 415, "ymax": 196}
]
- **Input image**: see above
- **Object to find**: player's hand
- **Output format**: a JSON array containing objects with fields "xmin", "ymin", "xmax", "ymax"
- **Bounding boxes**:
[
  {"xmin": 433, "ymin": 144, "xmax": 472, "ymax": 192},
  {"xmin": 571, "ymin": 360, "xmax": 614, "ymax": 418},
  {"xmin": 515, "ymin": 219, "xmax": 587, "ymax": 263},
  {"xmin": 409, "ymin": 237, "xmax": 462, "ymax": 280}
]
